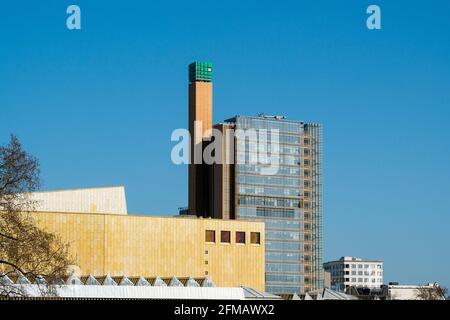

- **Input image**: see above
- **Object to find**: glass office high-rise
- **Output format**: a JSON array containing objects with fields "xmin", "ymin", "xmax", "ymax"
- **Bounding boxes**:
[{"xmin": 225, "ymin": 115, "xmax": 324, "ymax": 294}]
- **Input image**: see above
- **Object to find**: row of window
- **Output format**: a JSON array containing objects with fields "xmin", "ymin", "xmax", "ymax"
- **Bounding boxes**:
[
  {"xmin": 237, "ymin": 141, "xmax": 304, "ymax": 154},
  {"xmin": 256, "ymin": 208, "xmax": 298, "ymax": 219},
  {"xmin": 236, "ymin": 152, "xmax": 301, "ymax": 166},
  {"xmin": 265, "ymin": 219, "xmax": 300, "ymax": 230},
  {"xmin": 237, "ymin": 174, "xmax": 300, "ymax": 187},
  {"xmin": 236, "ymin": 118, "xmax": 304, "ymax": 135},
  {"xmin": 345, "ymin": 278, "xmax": 382, "ymax": 283},
  {"xmin": 238, "ymin": 164, "xmax": 301, "ymax": 176},
  {"xmin": 330, "ymin": 270, "xmax": 383, "ymax": 277},
  {"xmin": 266, "ymin": 274, "xmax": 301, "ymax": 283},
  {"xmin": 235, "ymin": 133, "xmax": 302, "ymax": 145},
  {"xmin": 238, "ymin": 196, "xmax": 300, "ymax": 209},
  {"xmin": 266, "ymin": 252, "xmax": 301, "ymax": 262},
  {"xmin": 266, "ymin": 263, "xmax": 301, "ymax": 273},
  {"xmin": 266, "ymin": 230, "xmax": 300, "ymax": 241},
  {"xmin": 327, "ymin": 263, "xmax": 382, "ymax": 270},
  {"xmin": 205, "ymin": 230, "xmax": 260, "ymax": 245},
  {"xmin": 238, "ymin": 185, "xmax": 300, "ymax": 197}
]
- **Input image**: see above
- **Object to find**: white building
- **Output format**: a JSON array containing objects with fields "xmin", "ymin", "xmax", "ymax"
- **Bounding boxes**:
[
  {"xmin": 27, "ymin": 186, "xmax": 128, "ymax": 215},
  {"xmin": 382, "ymin": 283, "xmax": 446, "ymax": 300},
  {"xmin": 323, "ymin": 256, "xmax": 383, "ymax": 292}
]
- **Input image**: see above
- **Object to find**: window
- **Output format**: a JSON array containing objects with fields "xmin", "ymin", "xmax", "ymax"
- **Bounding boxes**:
[
  {"xmin": 205, "ymin": 230, "xmax": 215, "ymax": 243},
  {"xmin": 221, "ymin": 231, "xmax": 231, "ymax": 243},
  {"xmin": 251, "ymin": 232, "xmax": 261, "ymax": 244},
  {"xmin": 236, "ymin": 231, "xmax": 246, "ymax": 244},
  {"xmin": 304, "ymin": 138, "xmax": 310, "ymax": 145},
  {"xmin": 304, "ymin": 159, "xmax": 310, "ymax": 166}
]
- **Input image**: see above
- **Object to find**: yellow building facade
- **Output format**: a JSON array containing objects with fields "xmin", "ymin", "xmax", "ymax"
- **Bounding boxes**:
[{"xmin": 32, "ymin": 211, "xmax": 265, "ymax": 291}]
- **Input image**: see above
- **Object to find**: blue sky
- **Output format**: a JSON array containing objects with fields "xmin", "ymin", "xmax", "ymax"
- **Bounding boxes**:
[{"xmin": 1, "ymin": 0, "xmax": 449, "ymax": 288}]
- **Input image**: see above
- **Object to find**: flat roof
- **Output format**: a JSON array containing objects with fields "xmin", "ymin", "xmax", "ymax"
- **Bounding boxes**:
[
  {"xmin": 29, "ymin": 210, "xmax": 265, "ymax": 225},
  {"xmin": 28, "ymin": 186, "xmax": 125, "ymax": 194}
]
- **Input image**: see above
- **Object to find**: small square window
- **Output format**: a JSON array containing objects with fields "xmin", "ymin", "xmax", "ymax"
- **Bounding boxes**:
[
  {"xmin": 205, "ymin": 230, "xmax": 215, "ymax": 243},
  {"xmin": 221, "ymin": 231, "xmax": 231, "ymax": 243},
  {"xmin": 250, "ymin": 232, "xmax": 261, "ymax": 245},
  {"xmin": 236, "ymin": 231, "xmax": 246, "ymax": 244}
]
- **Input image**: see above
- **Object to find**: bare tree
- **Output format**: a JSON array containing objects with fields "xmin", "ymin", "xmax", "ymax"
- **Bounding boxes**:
[
  {"xmin": 415, "ymin": 283, "xmax": 447, "ymax": 300},
  {"xmin": 0, "ymin": 135, "xmax": 72, "ymax": 298}
]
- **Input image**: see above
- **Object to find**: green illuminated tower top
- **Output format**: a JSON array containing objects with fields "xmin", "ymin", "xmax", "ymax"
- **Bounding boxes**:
[{"xmin": 189, "ymin": 62, "xmax": 212, "ymax": 83}]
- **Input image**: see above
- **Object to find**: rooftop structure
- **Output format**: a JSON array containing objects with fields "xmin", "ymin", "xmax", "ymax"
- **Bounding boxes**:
[
  {"xmin": 0, "ymin": 274, "xmax": 279, "ymax": 300},
  {"xmin": 189, "ymin": 62, "xmax": 213, "ymax": 83},
  {"xmin": 28, "ymin": 186, "xmax": 127, "ymax": 215}
]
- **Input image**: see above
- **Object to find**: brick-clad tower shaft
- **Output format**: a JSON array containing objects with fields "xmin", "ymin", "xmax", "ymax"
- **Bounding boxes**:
[{"xmin": 188, "ymin": 62, "xmax": 213, "ymax": 216}]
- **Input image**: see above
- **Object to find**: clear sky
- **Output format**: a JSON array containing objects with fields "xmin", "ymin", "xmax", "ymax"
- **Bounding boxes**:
[{"xmin": 1, "ymin": 0, "xmax": 449, "ymax": 288}]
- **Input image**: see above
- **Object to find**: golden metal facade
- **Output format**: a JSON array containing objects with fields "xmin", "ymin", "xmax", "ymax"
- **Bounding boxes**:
[{"xmin": 32, "ymin": 211, "xmax": 265, "ymax": 291}]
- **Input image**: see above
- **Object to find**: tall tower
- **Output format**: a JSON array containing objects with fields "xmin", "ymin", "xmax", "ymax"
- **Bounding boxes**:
[
  {"xmin": 224, "ymin": 115, "xmax": 324, "ymax": 294},
  {"xmin": 188, "ymin": 62, "xmax": 213, "ymax": 216}
]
